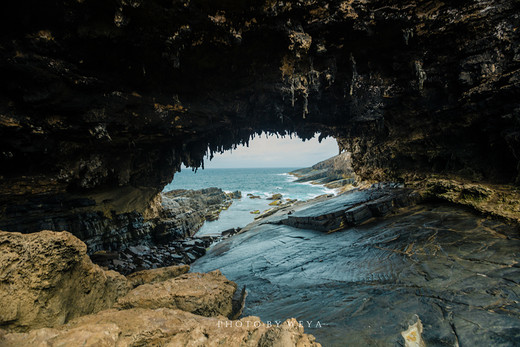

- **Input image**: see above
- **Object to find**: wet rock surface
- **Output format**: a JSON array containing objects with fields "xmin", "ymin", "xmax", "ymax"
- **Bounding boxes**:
[
  {"xmin": 279, "ymin": 185, "xmax": 420, "ymax": 232},
  {"xmin": 192, "ymin": 203, "xmax": 520, "ymax": 346}
]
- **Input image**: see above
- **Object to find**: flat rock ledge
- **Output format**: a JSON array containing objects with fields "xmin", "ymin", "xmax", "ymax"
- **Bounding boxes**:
[
  {"xmin": 279, "ymin": 185, "xmax": 420, "ymax": 232},
  {"xmin": 0, "ymin": 230, "xmax": 319, "ymax": 346}
]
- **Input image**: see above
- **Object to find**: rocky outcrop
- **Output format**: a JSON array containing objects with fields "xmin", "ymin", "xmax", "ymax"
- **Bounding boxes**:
[
  {"xmin": 92, "ymin": 236, "xmax": 214, "ymax": 275},
  {"xmin": 0, "ymin": 0, "xmax": 518, "ymax": 246},
  {"xmin": 290, "ymin": 152, "xmax": 355, "ymax": 189},
  {"xmin": 0, "ymin": 309, "xmax": 320, "ymax": 347},
  {"xmin": 85, "ymin": 187, "xmax": 234, "ymax": 273},
  {"xmin": 271, "ymin": 185, "xmax": 420, "ymax": 232},
  {"xmin": 126, "ymin": 264, "xmax": 190, "ymax": 288},
  {"xmin": 414, "ymin": 178, "xmax": 520, "ymax": 223},
  {"xmin": 115, "ymin": 270, "xmax": 237, "ymax": 317},
  {"xmin": 0, "ymin": 230, "xmax": 319, "ymax": 345},
  {"xmin": 155, "ymin": 187, "xmax": 235, "ymax": 242},
  {"xmin": 0, "ymin": 230, "xmax": 129, "ymax": 332}
]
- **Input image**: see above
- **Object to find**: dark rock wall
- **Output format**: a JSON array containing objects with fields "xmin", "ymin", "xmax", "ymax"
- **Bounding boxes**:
[{"xmin": 1, "ymin": 0, "xmax": 519, "ymax": 243}]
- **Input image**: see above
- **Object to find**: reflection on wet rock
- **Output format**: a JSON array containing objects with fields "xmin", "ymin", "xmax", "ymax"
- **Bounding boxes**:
[{"xmin": 192, "ymin": 202, "xmax": 520, "ymax": 346}]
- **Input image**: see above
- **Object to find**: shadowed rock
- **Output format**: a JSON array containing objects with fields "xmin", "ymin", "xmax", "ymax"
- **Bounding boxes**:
[{"xmin": 0, "ymin": 0, "xmax": 519, "ymax": 249}]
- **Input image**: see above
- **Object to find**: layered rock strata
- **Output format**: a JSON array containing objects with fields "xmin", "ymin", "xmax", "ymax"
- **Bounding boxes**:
[
  {"xmin": 192, "ymin": 199, "xmax": 520, "ymax": 346},
  {"xmin": 279, "ymin": 185, "xmax": 420, "ymax": 232},
  {"xmin": 155, "ymin": 187, "xmax": 236, "ymax": 242},
  {"xmin": 84, "ymin": 187, "xmax": 236, "ymax": 274}
]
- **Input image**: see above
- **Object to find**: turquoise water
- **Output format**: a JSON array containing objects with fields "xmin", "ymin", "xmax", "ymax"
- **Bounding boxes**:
[{"xmin": 163, "ymin": 168, "xmax": 336, "ymax": 236}]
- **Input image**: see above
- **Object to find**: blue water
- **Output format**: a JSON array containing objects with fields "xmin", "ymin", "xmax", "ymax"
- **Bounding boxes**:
[{"xmin": 163, "ymin": 168, "xmax": 336, "ymax": 236}]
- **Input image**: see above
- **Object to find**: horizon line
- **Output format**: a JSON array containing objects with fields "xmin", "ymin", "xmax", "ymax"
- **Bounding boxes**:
[{"xmin": 181, "ymin": 166, "xmax": 304, "ymax": 170}]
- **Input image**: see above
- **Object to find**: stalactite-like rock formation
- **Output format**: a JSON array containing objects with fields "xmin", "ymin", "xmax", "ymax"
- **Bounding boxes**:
[{"xmin": 1, "ymin": 0, "xmax": 518, "ymax": 247}]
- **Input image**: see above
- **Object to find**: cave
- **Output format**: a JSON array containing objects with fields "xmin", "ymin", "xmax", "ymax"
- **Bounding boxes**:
[{"xmin": 0, "ymin": 0, "xmax": 519, "ymax": 345}]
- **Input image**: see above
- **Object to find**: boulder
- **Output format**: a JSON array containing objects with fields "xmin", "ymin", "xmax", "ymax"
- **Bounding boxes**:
[
  {"xmin": 267, "ymin": 193, "xmax": 283, "ymax": 200},
  {"xmin": 115, "ymin": 270, "xmax": 237, "ymax": 318},
  {"xmin": 126, "ymin": 264, "xmax": 190, "ymax": 288},
  {"xmin": 0, "ymin": 309, "xmax": 321, "ymax": 347},
  {"xmin": 0, "ymin": 230, "xmax": 130, "ymax": 332},
  {"xmin": 227, "ymin": 190, "xmax": 242, "ymax": 199}
]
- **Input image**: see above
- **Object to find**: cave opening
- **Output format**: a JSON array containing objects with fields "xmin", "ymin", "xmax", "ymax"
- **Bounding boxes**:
[
  {"xmin": 0, "ymin": 0, "xmax": 519, "ymax": 345},
  {"xmin": 164, "ymin": 132, "xmax": 347, "ymax": 236}
]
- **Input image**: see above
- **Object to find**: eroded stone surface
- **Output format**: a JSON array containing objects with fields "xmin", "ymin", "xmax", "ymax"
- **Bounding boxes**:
[
  {"xmin": 279, "ymin": 186, "xmax": 420, "ymax": 232},
  {"xmin": 126, "ymin": 264, "xmax": 190, "ymax": 288},
  {"xmin": 115, "ymin": 270, "xmax": 237, "ymax": 318},
  {"xmin": 0, "ymin": 231, "xmax": 129, "ymax": 332},
  {"xmin": 0, "ymin": 309, "xmax": 321, "ymax": 347},
  {"xmin": 0, "ymin": 229, "xmax": 320, "ymax": 345}
]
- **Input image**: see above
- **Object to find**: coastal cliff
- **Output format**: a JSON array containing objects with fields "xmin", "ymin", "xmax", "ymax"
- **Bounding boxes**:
[
  {"xmin": 88, "ymin": 187, "xmax": 238, "ymax": 274},
  {"xmin": 1, "ymin": 0, "xmax": 519, "ymax": 243},
  {"xmin": 290, "ymin": 151, "xmax": 355, "ymax": 189}
]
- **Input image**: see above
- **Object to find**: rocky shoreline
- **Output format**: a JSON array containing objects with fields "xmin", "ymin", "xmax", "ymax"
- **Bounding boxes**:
[
  {"xmin": 90, "ymin": 187, "xmax": 241, "ymax": 275},
  {"xmin": 289, "ymin": 152, "xmax": 356, "ymax": 191},
  {"xmin": 0, "ymin": 181, "xmax": 518, "ymax": 345}
]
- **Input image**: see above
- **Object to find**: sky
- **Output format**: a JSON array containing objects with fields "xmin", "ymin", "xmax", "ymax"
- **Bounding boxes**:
[{"xmin": 201, "ymin": 134, "xmax": 339, "ymax": 169}]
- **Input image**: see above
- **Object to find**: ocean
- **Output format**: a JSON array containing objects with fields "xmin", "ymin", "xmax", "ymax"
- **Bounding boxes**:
[{"xmin": 163, "ymin": 168, "xmax": 336, "ymax": 236}]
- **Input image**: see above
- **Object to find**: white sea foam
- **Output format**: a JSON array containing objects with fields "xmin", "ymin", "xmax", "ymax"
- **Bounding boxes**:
[
  {"xmin": 172, "ymin": 167, "xmax": 341, "ymax": 236},
  {"xmin": 277, "ymin": 172, "xmax": 298, "ymax": 182}
]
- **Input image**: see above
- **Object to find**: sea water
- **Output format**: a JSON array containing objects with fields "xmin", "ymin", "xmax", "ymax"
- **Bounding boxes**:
[{"xmin": 163, "ymin": 168, "xmax": 336, "ymax": 236}]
